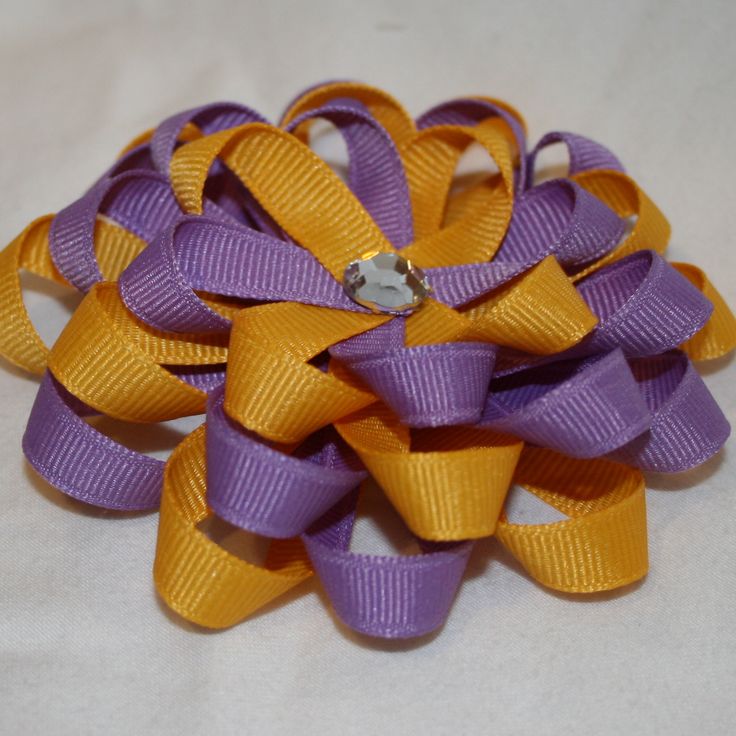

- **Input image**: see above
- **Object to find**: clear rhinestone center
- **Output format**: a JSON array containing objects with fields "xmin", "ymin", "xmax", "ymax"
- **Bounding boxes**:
[{"xmin": 343, "ymin": 251, "xmax": 431, "ymax": 315}]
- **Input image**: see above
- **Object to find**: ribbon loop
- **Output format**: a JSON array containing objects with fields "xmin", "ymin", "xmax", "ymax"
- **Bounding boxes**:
[
  {"xmin": 496, "ymin": 447, "xmax": 647, "ymax": 593},
  {"xmin": 286, "ymin": 100, "xmax": 414, "ymax": 248},
  {"xmin": 527, "ymin": 131, "xmax": 625, "ymax": 184},
  {"xmin": 48, "ymin": 283, "xmax": 213, "ymax": 423},
  {"xmin": 207, "ymin": 386, "xmax": 367, "ymax": 538},
  {"xmin": 224, "ymin": 302, "xmax": 384, "ymax": 443},
  {"xmin": 334, "ymin": 341, "xmax": 497, "ymax": 428},
  {"xmin": 481, "ymin": 350, "xmax": 651, "ymax": 458},
  {"xmin": 337, "ymin": 403, "xmax": 523, "ymax": 541},
  {"xmin": 23, "ymin": 373, "xmax": 164, "ymax": 510},
  {"xmin": 304, "ymin": 488, "xmax": 473, "ymax": 639},
  {"xmin": 610, "ymin": 351, "xmax": 731, "ymax": 472},
  {"xmin": 154, "ymin": 426, "xmax": 313, "ymax": 629},
  {"xmin": 49, "ymin": 170, "xmax": 179, "ymax": 291}
]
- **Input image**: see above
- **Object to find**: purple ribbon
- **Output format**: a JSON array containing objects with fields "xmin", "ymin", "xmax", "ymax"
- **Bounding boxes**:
[
  {"xmin": 206, "ymin": 385, "xmax": 367, "ymax": 538},
  {"xmin": 303, "ymin": 490, "xmax": 474, "ymax": 638},
  {"xmin": 24, "ymin": 373, "xmax": 163, "ymax": 510}
]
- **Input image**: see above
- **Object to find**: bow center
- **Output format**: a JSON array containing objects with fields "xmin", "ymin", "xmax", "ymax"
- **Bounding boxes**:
[{"xmin": 342, "ymin": 251, "xmax": 431, "ymax": 315}]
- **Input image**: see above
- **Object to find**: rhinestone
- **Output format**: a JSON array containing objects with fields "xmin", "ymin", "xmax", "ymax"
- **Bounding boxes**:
[{"xmin": 343, "ymin": 251, "xmax": 431, "ymax": 314}]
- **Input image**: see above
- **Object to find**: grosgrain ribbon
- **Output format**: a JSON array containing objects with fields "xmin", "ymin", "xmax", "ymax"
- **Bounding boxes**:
[{"xmin": 1, "ymin": 81, "xmax": 734, "ymax": 640}]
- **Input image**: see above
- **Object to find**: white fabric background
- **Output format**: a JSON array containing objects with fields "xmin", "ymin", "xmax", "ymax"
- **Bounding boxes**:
[{"xmin": 1, "ymin": 1, "xmax": 734, "ymax": 734}]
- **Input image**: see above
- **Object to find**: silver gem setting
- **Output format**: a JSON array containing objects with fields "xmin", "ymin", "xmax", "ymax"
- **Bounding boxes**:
[{"xmin": 343, "ymin": 251, "xmax": 431, "ymax": 315}]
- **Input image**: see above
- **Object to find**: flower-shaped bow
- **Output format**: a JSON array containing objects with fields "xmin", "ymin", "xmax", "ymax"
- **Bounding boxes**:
[{"xmin": 1, "ymin": 82, "xmax": 733, "ymax": 639}]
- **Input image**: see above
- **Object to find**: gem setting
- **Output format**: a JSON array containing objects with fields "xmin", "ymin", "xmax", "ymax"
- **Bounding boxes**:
[{"xmin": 342, "ymin": 251, "xmax": 431, "ymax": 315}]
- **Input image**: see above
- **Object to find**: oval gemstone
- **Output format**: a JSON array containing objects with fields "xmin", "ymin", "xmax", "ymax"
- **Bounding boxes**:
[{"xmin": 342, "ymin": 251, "xmax": 431, "ymax": 314}]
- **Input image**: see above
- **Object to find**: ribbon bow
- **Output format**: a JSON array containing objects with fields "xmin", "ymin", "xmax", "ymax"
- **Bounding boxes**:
[{"xmin": 1, "ymin": 82, "xmax": 733, "ymax": 639}]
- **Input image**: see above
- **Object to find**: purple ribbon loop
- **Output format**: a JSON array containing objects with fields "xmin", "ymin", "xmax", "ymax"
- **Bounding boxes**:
[
  {"xmin": 23, "ymin": 373, "xmax": 163, "ymax": 510},
  {"xmin": 102, "ymin": 145, "xmax": 156, "ymax": 182},
  {"xmin": 206, "ymin": 386, "xmax": 366, "ymax": 538},
  {"xmin": 577, "ymin": 250, "xmax": 713, "ymax": 355},
  {"xmin": 335, "ymin": 341, "xmax": 497, "ymax": 428},
  {"xmin": 118, "ymin": 216, "xmax": 359, "ymax": 332},
  {"xmin": 610, "ymin": 351, "xmax": 731, "ymax": 472},
  {"xmin": 480, "ymin": 349, "xmax": 652, "ymax": 458},
  {"xmin": 497, "ymin": 178, "xmax": 625, "ymax": 270},
  {"xmin": 495, "ymin": 250, "xmax": 714, "ymax": 375},
  {"xmin": 49, "ymin": 170, "xmax": 181, "ymax": 291},
  {"xmin": 150, "ymin": 102, "xmax": 268, "ymax": 174},
  {"xmin": 526, "ymin": 130, "xmax": 625, "ymax": 186},
  {"xmin": 119, "ymin": 216, "xmax": 590, "ymax": 337},
  {"xmin": 303, "ymin": 490, "xmax": 474, "ymax": 639}
]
